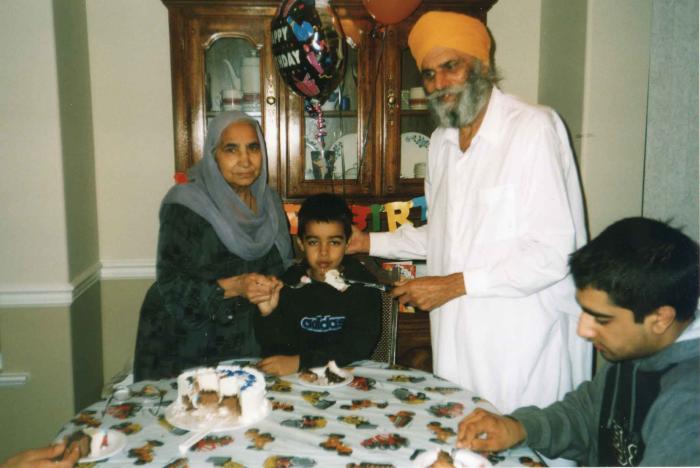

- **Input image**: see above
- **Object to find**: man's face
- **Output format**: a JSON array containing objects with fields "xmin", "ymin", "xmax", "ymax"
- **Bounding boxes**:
[
  {"xmin": 419, "ymin": 47, "xmax": 492, "ymax": 128},
  {"xmin": 575, "ymin": 287, "xmax": 656, "ymax": 362},
  {"xmin": 299, "ymin": 220, "xmax": 347, "ymax": 282}
]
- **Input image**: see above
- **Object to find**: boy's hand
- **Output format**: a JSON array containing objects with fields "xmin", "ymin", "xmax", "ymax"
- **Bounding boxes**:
[
  {"xmin": 257, "ymin": 280, "xmax": 283, "ymax": 316},
  {"xmin": 456, "ymin": 408, "xmax": 526, "ymax": 453},
  {"xmin": 257, "ymin": 355, "xmax": 300, "ymax": 376}
]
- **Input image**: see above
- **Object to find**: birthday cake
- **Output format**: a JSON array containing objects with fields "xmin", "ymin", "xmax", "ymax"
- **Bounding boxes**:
[{"xmin": 167, "ymin": 365, "xmax": 268, "ymax": 428}]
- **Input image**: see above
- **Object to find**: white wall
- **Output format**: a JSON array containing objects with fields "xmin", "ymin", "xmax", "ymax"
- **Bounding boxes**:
[{"xmin": 0, "ymin": 1, "xmax": 69, "ymax": 288}]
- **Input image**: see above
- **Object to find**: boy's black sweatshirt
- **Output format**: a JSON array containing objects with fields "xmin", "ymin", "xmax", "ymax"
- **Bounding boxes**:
[{"xmin": 254, "ymin": 257, "xmax": 382, "ymax": 369}]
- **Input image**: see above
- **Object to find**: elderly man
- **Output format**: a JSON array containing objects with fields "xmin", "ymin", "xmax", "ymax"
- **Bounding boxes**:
[{"xmin": 349, "ymin": 11, "xmax": 591, "ymax": 414}]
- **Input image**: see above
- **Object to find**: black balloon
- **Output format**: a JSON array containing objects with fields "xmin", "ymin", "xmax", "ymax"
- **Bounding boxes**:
[{"xmin": 272, "ymin": 0, "xmax": 346, "ymax": 105}]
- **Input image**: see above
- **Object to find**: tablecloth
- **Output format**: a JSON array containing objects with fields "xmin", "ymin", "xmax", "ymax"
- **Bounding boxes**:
[{"xmin": 55, "ymin": 360, "xmax": 543, "ymax": 467}]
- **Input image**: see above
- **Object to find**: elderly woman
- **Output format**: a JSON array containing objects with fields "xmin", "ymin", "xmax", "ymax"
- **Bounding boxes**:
[{"xmin": 134, "ymin": 111, "xmax": 293, "ymax": 380}]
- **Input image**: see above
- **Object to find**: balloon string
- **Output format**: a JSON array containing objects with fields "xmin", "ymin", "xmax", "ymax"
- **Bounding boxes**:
[{"xmin": 313, "ymin": 101, "xmax": 326, "ymax": 150}]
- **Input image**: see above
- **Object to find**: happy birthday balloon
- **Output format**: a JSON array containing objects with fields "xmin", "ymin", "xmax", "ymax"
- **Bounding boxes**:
[{"xmin": 272, "ymin": 0, "xmax": 346, "ymax": 105}]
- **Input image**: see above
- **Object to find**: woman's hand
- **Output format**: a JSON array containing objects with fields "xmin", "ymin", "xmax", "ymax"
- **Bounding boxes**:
[
  {"xmin": 218, "ymin": 273, "xmax": 281, "ymax": 304},
  {"xmin": 257, "ymin": 355, "xmax": 300, "ymax": 376},
  {"xmin": 257, "ymin": 281, "xmax": 283, "ymax": 316}
]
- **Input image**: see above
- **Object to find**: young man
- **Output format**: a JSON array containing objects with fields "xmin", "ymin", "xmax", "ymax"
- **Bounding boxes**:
[
  {"xmin": 255, "ymin": 193, "xmax": 382, "ymax": 376},
  {"xmin": 456, "ymin": 217, "xmax": 700, "ymax": 466},
  {"xmin": 348, "ymin": 11, "xmax": 590, "ymax": 415}
]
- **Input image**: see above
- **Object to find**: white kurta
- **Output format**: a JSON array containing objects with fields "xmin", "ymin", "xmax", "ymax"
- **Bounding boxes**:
[{"xmin": 371, "ymin": 88, "xmax": 592, "ymax": 413}]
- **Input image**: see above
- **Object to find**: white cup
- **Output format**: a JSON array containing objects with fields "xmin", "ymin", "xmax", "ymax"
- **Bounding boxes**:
[
  {"xmin": 409, "ymin": 86, "xmax": 427, "ymax": 110},
  {"xmin": 221, "ymin": 89, "xmax": 242, "ymax": 111},
  {"xmin": 414, "ymin": 162, "xmax": 426, "ymax": 178}
]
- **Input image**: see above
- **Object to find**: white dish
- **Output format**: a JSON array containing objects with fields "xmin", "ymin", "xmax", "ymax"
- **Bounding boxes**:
[
  {"xmin": 304, "ymin": 133, "xmax": 359, "ymax": 180},
  {"xmin": 400, "ymin": 132, "xmax": 430, "ymax": 178},
  {"xmin": 79, "ymin": 430, "xmax": 127, "ymax": 463},
  {"xmin": 296, "ymin": 366, "xmax": 353, "ymax": 389},
  {"xmin": 164, "ymin": 399, "xmax": 270, "ymax": 432}
]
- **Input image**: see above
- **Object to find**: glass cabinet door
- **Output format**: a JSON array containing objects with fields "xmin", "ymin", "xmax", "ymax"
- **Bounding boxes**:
[
  {"xmin": 398, "ymin": 47, "xmax": 434, "ymax": 180},
  {"xmin": 205, "ymin": 38, "xmax": 262, "ymax": 127},
  {"xmin": 303, "ymin": 46, "xmax": 360, "ymax": 181},
  {"xmin": 285, "ymin": 13, "xmax": 377, "ymax": 198}
]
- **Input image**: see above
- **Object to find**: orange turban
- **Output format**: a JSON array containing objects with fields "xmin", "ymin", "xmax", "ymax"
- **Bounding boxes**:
[{"xmin": 408, "ymin": 11, "xmax": 491, "ymax": 70}]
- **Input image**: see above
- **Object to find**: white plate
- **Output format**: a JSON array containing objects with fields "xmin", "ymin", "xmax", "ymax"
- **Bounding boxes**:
[
  {"xmin": 295, "ymin": 366, "xmax": 353, "ymax": 389},
  {"xmin": 400, "ymin": 132, "xmax": 430, "ymax": 178},
  {"xmin": 305, "ymin": 133, "xmax": 359, "ymax": 179},
  {"xmin": 79, "ymin": 430, "xmax": 127, "ymax": 463},
  {"xmin": 164, "ymin": 398, "xmax": 271, "ymax": 432}
]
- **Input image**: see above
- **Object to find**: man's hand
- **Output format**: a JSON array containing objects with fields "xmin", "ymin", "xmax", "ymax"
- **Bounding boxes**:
[
  {"xmin": 390, "ymin": 273, "xmax": 466, "ymax": 311},
  {"xmin": 346, "ymin": 225, "xmax": 370, "ymax": 254},
  {"xmin": 257, "ymin": 355, "xmax": 300, "ymax": 376},
  {"xmin": 456, "ymin": 408, "xmax": 526, "ymax": 453},
  {"xmin": 1, "ymin": 442, "xmax": 80, "ymax": 468}
]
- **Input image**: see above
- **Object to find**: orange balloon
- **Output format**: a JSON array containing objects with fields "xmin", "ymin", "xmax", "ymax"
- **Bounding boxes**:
[{"xmin": 362, "ymin": 0, "xmax": 422, "ymax": 25}]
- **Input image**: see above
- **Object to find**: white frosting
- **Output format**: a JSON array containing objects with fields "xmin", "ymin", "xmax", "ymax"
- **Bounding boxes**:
[
  {"xmin": 175, "ymin": 365, "xmax": 266, "ymax": 424},
  {"xmin": 324, "ymin": 269, "xmax": 348, "ymax": 291}
]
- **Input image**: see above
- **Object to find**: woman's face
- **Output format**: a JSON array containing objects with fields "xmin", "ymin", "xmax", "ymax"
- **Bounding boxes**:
[{"xmin": 214, "ymin": 121, "xmax": 263, "ymax": 192}]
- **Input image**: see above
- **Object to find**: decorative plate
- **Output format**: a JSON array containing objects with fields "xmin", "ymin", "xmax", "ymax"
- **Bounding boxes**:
[{"xmin": 400, "ymin": 132, "xmax": 430, "ymax": 178}]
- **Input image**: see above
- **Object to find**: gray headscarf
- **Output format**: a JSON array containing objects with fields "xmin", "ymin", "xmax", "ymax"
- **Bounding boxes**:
[{"xmin": 162, "ymin": 111, "xmax": 293, "ymax": 265}]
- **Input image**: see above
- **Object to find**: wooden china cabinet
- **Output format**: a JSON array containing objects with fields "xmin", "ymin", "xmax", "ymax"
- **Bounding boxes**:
[{"xmin": 161, "ymin": 0, "xmax": 497, "ymax": 370}]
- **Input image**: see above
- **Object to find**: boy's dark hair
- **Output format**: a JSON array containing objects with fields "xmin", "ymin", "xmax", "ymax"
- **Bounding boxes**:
[
  {"xmin": 569, "ymin": 217, "xmax": 699, "ymax": 323},
  {"xmin": 297, "ymin": 193, "xmax": 353, "ymax": 240}
]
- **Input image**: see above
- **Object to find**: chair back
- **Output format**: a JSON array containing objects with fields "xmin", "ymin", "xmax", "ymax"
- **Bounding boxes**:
[{"xmin": 370, "ymin": 291, "xmax": 399, "ymax": 364}]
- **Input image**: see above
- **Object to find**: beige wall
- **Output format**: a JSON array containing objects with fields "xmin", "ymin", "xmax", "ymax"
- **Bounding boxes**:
[
  {"xmin": 86, "ymin": 0, "xmax": 174, "ymax": 265},
  {"xmin": 101, "ymin": 279, "xmax": 152, "ymax": 383},
  {"xmin": 0, "ymin": 308, "xmax": 75, "ymax": 461},
  {"xmin": 488, "ymin": 0, "xmax": 542, "ymax": 104},
  {"xmin": 579, "ymin": 0, "xmax": 651, "ymax": 236},
  {"xmin": 0, "ymin": 0, "xmax": 69, "ymax": 287}
]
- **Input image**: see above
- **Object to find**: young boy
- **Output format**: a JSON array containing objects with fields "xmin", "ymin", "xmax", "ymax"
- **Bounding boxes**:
[
  {"xmin": 255, "ymin": 193, "xmax": 382, "ymax": 376},
  {"xmin": 455, "ymin": 217, "xmax": 700, "ymax": 466}
]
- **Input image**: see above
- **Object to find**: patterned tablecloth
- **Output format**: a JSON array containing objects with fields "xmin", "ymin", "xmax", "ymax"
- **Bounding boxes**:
[{"xmin": 56, "ymin": 360, "xmax": 543, "ymax": 467}]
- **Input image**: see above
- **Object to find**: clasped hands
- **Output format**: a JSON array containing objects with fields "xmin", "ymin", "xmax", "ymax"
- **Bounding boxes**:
[{"xmin": 217, "ymin": 273, "xmax": 282, "ymax": 313}]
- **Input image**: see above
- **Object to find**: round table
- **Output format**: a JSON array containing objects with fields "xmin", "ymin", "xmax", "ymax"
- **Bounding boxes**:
[{"xmin": 56, "ymin": 360, "xmax": 543, "ymax": 467}]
